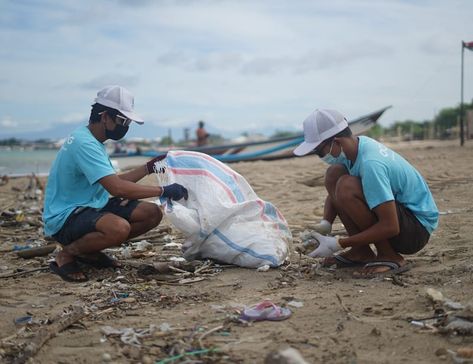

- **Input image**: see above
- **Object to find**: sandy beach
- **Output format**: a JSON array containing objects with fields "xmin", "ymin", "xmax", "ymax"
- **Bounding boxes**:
[{"xmin": 1, "ymin": 139, "xmax": 473, "ymax": 363}]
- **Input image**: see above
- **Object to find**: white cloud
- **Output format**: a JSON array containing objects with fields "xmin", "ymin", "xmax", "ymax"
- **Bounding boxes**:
[
  {"xmin": 0, "ymin": 0, "xmax": 472, "ymax": 136},
  {"xmin": 0, "ymin": 116, "xmax": 18, "ymax": 128}
]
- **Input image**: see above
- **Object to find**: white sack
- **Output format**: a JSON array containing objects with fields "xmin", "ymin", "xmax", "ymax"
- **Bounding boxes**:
[{"xmin": 154, "ymin": 151, "xmax": 291, "ymax": 268}]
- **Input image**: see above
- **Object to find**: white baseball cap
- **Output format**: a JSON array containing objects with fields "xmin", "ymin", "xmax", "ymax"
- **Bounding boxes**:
[
  {"xmin": 293, "ymin": 109, "xmax": 348, "ymax": 156},
  {"xmin": 94, "ymin": 85, "xmax": 144, "ymax": 124}
]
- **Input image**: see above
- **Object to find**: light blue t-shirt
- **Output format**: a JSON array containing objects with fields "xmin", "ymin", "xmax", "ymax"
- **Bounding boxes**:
[
  {"xmin": 43, "ymin": 126, "xmax": 116, "ymax": 236},
  {"xmin": 349, "ymin": 136, "xmax": 438, "ymax": 233}
]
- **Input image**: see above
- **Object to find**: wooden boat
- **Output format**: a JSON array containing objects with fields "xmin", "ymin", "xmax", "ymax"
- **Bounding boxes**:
[{"xmin": 112, "ymin": 106, "xmax": 391, "ymax": 164}]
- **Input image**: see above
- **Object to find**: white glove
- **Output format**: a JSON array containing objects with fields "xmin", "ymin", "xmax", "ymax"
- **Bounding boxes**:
[
  {"xmin": 308, "ymin": 232, "xmax": 342, "ymax": 258},
  {"xmin": 313, "ymin": 219, "xmax": 332, "ymax": 235}
]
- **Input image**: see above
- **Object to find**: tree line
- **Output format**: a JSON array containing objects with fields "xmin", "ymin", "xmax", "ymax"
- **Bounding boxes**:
[{"xmin": 365, "ymin": 101, "xmax": 473, "ymax": 140}]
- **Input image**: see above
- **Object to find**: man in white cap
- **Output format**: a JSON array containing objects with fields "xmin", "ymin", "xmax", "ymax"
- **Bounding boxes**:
[
  {"xmin": 43, "ymin": 85, "xmax": 188, "ymax": 282},
  {"xmin": 293, "ymin": 109, "xmax": 438, "ymax": 277}
]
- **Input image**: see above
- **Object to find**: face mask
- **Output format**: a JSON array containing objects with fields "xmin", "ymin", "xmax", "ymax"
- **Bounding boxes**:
[
  {"xmin": 321, "ymin": 141, "xmax": 347, "ymax": 165},
  {"xmin": 105, "ymin": 124, "xmax": 129, "ymax": 140}
]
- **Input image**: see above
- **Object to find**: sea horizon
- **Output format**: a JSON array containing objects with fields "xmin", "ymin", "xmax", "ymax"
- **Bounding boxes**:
[{"xmin": 0, "ymin": 149, "xmax": 58, "ymax": 176}]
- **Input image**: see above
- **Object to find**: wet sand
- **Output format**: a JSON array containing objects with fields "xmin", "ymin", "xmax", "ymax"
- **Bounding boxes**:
[{"xmin": 1, "ymin": 139, "xmax": 472, "ymax": 363}]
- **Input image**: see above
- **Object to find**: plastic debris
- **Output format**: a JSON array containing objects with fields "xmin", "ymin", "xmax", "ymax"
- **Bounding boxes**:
[
  {"xmin": 101, "ymin": 324, "xmax": 157, "ymax": 347},
  {"xmin": 14, "ymin": 315, "xmax": 33, "ymax": 325},
  {"xmin": 264, "ymin": 347, "xmax": 309, "ymax": 364},
  {"xmin": 287, "ymin": 300, "xmax": 304, "ymax": 308}
]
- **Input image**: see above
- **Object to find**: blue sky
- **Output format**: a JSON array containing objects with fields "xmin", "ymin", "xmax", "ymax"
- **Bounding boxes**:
[{"xmin": 0, "ymin": 0, "xmax": 472, "ymax": 140}]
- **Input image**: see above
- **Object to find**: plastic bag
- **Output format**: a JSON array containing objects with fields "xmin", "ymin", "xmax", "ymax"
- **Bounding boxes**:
[{"xmin": 154, "ymin": 151, "xmax": 291, "ymax": 268}]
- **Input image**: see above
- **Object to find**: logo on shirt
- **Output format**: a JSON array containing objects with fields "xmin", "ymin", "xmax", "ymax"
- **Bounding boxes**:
[
  {"xmin": 62, "ymin": 136, "xmax": 75, "ymax": 151},
  {"xmin": 378, "ymin": 145, "xmax": 395, "ymax": 160}
]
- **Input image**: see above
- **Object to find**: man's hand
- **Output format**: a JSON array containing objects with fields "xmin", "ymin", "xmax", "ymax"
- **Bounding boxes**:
[
  {"xmin": 308, "ymin": 232, "xmax": 342, "ymax": 258},
  {"xmin": 146, "ymin": 155, "xmax": 167, "ymax": 174},
  {"xmin": 161, "ymin": 183, "xmax": 189, "ymax": 201}
]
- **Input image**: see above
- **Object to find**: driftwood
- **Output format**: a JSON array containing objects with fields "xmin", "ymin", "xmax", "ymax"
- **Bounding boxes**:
[
  {"xmin": 16, "ymin": 244, "xmax": 57, "ymax": 259},
  {"xmin": 0, "ymin": 266, "xmax": 49, "ymax": 279},
  {"xmin": 13, "ymin": 305, "xmax": 86, "ymax": 364}
]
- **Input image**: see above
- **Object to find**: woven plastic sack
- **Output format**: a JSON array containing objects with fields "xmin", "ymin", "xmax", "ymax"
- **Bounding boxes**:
[{"xmin": 154, "ymin": 151, "xmax": 291, "ymax": 268}]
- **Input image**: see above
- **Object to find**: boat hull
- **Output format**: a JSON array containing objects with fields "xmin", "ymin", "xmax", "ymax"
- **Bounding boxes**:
[{"xmin": 112, "ymin": 106, "xmax": 391, "ymax": 164}]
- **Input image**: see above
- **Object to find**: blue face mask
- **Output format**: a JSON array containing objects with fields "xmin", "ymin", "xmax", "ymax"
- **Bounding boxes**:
[{"xmin": 321, "ymin": 141, "xmax": 347, "ymax": 165}]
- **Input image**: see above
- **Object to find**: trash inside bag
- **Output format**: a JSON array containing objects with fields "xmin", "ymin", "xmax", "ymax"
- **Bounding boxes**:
[{"xmin": 154, "ymin": 151, "xmax": 291, "ymax": 268}]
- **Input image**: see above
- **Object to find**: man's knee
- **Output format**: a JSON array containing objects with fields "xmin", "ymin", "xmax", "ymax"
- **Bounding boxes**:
[
  {"xmin": 149, "ymin": 204, "xmax": 163, "ymax": 226},
  {"xmin": 135, "ymin": 202, "xmax": 163, "ymax": 226},
  {"xmin": 325, "ymin": 164, "xmax": 349, "ymax": 191},
  {"xmin": 102, "ymin": 217, "xmax": 131, "ymax": 244},
  {"xmin": 334, "ymin": 175, "xmax": 363, "ymax": 203}
]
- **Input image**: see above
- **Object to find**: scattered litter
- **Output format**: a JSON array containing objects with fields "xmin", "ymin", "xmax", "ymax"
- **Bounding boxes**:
[
  {"xmin": 155, "ymin": 348, "xmax": 221, "ymax": 364},
  {"xmin": 295, "ymin": 230, "xmax": 320, "ymax": 255},
  {"xmin": 163, "ymin": 242, "xmax": 182, "ymax": 250},
  {"xmin": 264, "ymin": 347, "xmax": 309, "ymax": 364},
  {"xmin": 257, "ymin": 265, "xmax": 270, "ymax": 272},
  {"xmin": 14, "ymin": 315, "xmax": 33, "ymax": 325},
  {"xmin": 12, "ymin": 245, "xmax": 32, "ymax": 251},
  {"xmin": 101, "ymin": 324, "xmax": 157, "ymax": 347},
  {"xmin": 425, "ymin": 288, "xmax": 464, "ymax": 310},
  {"xmin": 447, "ymin": 348, "xmax": 473, "ymax": 363},
  {"xmin": 132, "ymin": 240, "xmax": 152, "ymax": 251},
  {"xmin": 287, "ymin": 300, "xmax": 304, "ymax": 308},
  {"xmin": 411, "ymin": 290, "xmax": 473, "ymax": 336},
  {"xmin": 240, "ymin": 300, "xmax": 291, "ymax": 322},
  {"xmin": 159, "ymin": 322, "xmax": 171, "ymax": 332},
  {"xmin": 169, "ymin": 256, "xmax": 186, "ymax": 262}
]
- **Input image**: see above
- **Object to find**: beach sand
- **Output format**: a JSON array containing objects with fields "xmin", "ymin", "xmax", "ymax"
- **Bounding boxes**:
[{"xmin": 1, "ymin": 139, "xmax": 472, "ymax": 363}]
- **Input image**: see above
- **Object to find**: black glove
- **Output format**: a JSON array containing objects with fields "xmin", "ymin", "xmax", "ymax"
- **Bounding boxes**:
[
  {"xmin": 145, "ymin": 154, "xmax": 167, "ymax": 174},
  {"xmin": 161, "ymin": 183, "xmax": 188, "ymax": 201}
]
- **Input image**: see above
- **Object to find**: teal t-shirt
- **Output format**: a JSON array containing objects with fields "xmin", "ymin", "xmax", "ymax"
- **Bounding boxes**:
[
  {"xmin": 43, "ymin": 126, "xmax": 116, "ymax": 236},
  {"xmin": 349, "ymin": 136, "xmax": 438, "ymax": 233}
]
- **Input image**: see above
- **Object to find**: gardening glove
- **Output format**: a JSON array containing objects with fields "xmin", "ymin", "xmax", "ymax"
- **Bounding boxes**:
[
  {"xmin": 307, "ymin": 232, "xmax": 342, "ymax": 258},
  {"xmin": 313, "ymin": 219, "xmax": 332, "ymax": 235},
  {"xmin": 161, "ymin": 183, "xmax": 188, "ymax": 201},
  {"xmin": 145, "ymin": 154, "xmax": 167, "ymax": 174}
]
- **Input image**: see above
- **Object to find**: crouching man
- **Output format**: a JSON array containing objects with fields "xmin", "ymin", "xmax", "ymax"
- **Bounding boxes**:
[
  {"xmin": 43, "ymin": 85, "xmax": 188, "ymax": 282},
  {"xmin": 293, "ymin": 109, "xmax": 438, "ymax": 278}
]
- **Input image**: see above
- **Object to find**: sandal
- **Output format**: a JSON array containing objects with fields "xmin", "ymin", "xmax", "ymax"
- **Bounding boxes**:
[
  {"xmin": 240, "ymin": 300, "xmax": 292, "ymax": 322},
  {"xmin": 50, "ymin": 261, "xmax": 88, "ymax": 283},
  {"xmin": 76, "ymin": 252, "xmax": 121, "ymax": 269}
]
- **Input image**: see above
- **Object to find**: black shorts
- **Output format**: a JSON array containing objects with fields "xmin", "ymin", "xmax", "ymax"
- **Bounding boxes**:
[
  {"xmin": 53, "ymin": 197, "xmax": 140, "ymax": 246},
  {"xmin": 388, "ymin": 202, "xmax": 430, "ymax": 254}
]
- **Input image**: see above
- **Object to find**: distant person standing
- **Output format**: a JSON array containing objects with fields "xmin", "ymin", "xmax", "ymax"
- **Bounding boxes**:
[
  {"xmin": 196, "ymin": 120, "xmax": 210, "ymax": 147},
  {"xmin": 43, "ymin": 85, "xmax": 188, "ymax": 282}
]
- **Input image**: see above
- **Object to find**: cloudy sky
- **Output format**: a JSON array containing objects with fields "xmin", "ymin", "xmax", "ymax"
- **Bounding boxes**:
[{"xmin": 0, "ymin": 0, "xmax": 472, "ymax": 139}]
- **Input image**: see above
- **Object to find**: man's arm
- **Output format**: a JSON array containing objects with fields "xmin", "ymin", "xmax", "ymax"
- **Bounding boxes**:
[
  {"xmin": 339, "ymin": 201, "xmax": 400, "ymax": 248},
  {"xmin": 118, "ymin": 164, "xmax": 148, "ymax": 183},
  {"xmin": 100, "ymin": 174, "xmax": 163, "ymax": 200}
]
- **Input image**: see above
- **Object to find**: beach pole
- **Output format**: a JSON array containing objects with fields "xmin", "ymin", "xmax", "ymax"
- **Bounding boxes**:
[
  {"xmin": 460, "ymin": 40, "xmax": 473, "ymax": 146},
  {"xmin": 461, "ymin": 41, "xmax": 465, "ymax": 146}
]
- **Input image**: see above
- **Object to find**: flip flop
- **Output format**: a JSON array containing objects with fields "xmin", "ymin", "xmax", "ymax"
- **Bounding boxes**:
[
  {"xmin": 322, "ymin": 255, "xmax": 366, "ymax": 268},
  {"xmin": 353, "ymin": 261, "xmax": 412, "ymax": 279},
  {"xmin": 49, "ymin": 261, "xmax": 88, "ymax": 283},
  {"xmin": 76, "ymin": 252, "xmax": 121, "ymax": 269},
  {"xmin": 240, "ymin": 300, "xmax": 292, "ymax": 322}
]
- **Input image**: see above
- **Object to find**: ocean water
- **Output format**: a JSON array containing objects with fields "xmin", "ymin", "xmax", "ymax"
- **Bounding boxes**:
[{"xmin": 0, "ymin": 149, "xmax": 59, "ymax": 176}]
